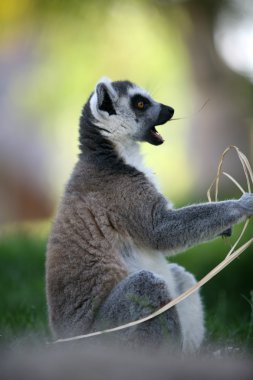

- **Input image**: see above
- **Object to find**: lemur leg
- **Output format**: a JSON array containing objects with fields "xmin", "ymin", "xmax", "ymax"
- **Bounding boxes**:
[
  {"xmin": 169, "ymin": 263, "xmax": 205, "ymax": 352},
  {"xmin": 94, "ymin": 270, "xmax": 182, "ymax": 350}
]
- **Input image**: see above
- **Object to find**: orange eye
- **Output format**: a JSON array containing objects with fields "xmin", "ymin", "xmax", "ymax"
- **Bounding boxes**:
[{"xmin": 137, "ymin": 101, "xmax": 144, "ymax": 109}]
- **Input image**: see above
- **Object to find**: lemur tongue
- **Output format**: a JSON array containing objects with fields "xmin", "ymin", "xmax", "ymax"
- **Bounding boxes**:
[{"xmin": 150, "ymin": 126, "xmax": 164, "ymax": 144}]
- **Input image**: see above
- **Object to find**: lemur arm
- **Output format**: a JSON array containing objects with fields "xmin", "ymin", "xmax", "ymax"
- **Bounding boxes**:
[
  {"xmin": 152, "ymin": 196, "xmax": 252, "ymax": 252},
  {"xmin": 119, "ymin": 192, "xmax": 253, "ymax": 253}
]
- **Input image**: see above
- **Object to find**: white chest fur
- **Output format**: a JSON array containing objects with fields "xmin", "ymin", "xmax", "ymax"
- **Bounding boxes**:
[{"xmin": 115, "ymin": 140, "xmax": 161, "ymax": 192}]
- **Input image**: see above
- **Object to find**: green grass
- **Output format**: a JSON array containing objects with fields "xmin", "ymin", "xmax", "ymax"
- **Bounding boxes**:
[
  {"xmin": 0, "ymin": 230, "xmax": 252, "ymax": 349},
  {"xmin": 0, "ymin": 233, "xmax": 49, "ymax": 342}
]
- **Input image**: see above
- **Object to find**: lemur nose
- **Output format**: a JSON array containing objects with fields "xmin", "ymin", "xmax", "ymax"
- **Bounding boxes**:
[
  {"xmin": 166, "ymin": 106, "xmax": 174, "ymax": 119},
  {"xmin": 156, "ymin": 104, "xmax": 174, "ymax": 125}
]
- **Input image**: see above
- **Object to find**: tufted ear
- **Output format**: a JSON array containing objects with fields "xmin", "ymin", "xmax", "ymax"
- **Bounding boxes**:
[{"xmin": 95, "ymin": 77, "xmax": 117, "ymax": 116}]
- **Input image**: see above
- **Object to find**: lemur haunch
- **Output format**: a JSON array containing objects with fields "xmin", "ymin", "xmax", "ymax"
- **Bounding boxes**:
[{"xmin": 46, "ymin": 78, "xmax": 253, "ymax": 352}]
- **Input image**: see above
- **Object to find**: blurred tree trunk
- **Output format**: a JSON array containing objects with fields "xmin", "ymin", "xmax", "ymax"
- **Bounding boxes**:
[
  {"xmin": 182, "ymin": 0, "xmax": 252, "ymax": 196},
  {"xmin": 0, "ymin": 39, "xmax": 54, "ymax": 224},
  {"xmin": 160, "ymin": 0, "xmax": 253, "ymax": 197}
]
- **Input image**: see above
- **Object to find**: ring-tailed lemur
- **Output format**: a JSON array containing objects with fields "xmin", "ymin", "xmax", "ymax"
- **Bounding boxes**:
[{"xmin": 46, "ymin": 77, "xmax": 253, "ymax": 352}]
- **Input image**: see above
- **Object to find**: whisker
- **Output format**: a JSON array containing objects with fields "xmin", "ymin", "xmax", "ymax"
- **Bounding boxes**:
[
  {"xmin": 170, "ymin": 117, "xmax": 187, "ymax": 121},
  {"xmin": 197, "ymin": 98, "xmax": 210, "ymax": 113},
  {"xmin": 170, "ymin": 99, "xmax": 211, "ymax": 122}
]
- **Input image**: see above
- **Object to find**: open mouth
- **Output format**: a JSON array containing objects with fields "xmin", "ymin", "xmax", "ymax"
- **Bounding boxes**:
[
  {"xmin": 143, "ymin": 104, "xmax": 174, "ymax": 146},
  {"xmin": 149, "ymin": 126, "xmax": 164, "ymax": 145}
]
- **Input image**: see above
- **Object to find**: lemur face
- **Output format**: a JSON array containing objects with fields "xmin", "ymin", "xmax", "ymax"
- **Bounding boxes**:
[{"xmin": 89, "ymin": 78, "xmax": 174, "ymax": 146}]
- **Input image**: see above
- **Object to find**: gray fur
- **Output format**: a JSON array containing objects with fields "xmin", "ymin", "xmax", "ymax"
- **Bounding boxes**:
[
  {"xmin": 93, "ymin": 270, "xmax": 181, "ymax": 351},
  {"xmin": 46, "ymin": 78, "xmax": 253, "ymax": 351}
]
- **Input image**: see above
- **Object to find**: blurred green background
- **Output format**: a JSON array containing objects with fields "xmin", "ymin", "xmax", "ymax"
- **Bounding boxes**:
[{"xmin": 0, "ymin": 0, "xmax": 253, "ymax": 348}]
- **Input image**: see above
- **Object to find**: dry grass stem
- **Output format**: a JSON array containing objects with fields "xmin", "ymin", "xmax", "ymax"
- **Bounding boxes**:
[
  {"xmin": 207, "ymin": 145, "xmax": 252, "ymax": 257},
  {"xmin": 222, "ymin": 172, "xmax": 245, "ymax": 194},
  {"xmin": 53, "ymin": 145, "xmax": 253, "ymax": 344}
]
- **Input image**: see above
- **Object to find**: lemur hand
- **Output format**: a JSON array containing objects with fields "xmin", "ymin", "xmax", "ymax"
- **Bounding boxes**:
[
  {"xmin": 219, "ymin": 227, "xmax": 232, "ymax": 238},
  {"xmin": 239, "ymin": 193, "xmax": 253, "ymax": 217}
]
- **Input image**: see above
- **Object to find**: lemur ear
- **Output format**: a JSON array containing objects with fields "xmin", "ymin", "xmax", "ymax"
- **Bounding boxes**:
[{"xmin": 96, "ymin": 78, "xmax": 117, "ymax": 116}]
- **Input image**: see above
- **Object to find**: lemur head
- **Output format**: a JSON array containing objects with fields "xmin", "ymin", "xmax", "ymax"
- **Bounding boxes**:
[{"xmin": 84, "ymin": 77, "xmax": 174, "ymax": 146}]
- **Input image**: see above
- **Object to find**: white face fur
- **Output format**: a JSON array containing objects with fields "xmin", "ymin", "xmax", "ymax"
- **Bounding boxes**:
[
  {"xmin": 87, "ymin": 77, "xmax": 174, "ymax": 183},
  {"xmin": 89, "ymin": 77, "xmax": 174, "ymax": 148}
]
